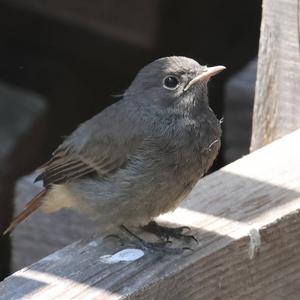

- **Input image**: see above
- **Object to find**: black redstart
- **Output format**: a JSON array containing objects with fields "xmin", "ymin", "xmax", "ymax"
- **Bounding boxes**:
[{"xmin": 4, "ymin": 56, "xmax": 225, "ymax": 250}]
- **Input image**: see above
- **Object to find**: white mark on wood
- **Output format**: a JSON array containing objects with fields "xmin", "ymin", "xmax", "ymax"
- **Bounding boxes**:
[
  {"xmin": 248, "ymin": 228, "xmax": 261, "ymax": 259},
  {"xmin": 99, "ymin": 248, "xmax": 144, "ymax": 264}
]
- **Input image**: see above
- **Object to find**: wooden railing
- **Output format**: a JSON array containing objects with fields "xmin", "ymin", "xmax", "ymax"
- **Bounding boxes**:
[{"xmin": 1, "ymin": 129, "xmax": 300, "ymax": 299}]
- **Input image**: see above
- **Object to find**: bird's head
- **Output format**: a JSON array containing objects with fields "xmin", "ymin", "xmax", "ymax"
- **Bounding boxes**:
[{"xmin": 125, "ymin": 56, "xmax": 225, "ymax": 113}]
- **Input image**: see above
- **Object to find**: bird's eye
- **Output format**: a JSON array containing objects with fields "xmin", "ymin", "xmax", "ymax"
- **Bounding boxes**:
[{"xmin": 163, "ymin": 76, "xmax": 179, "ymax": 90}]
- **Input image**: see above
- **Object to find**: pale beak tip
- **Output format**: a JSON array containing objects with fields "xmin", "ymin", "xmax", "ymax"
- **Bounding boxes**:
[
  {"xmin": 183, "ymin": 64, "xmax": 226, "ymax": 91},
  {"xmin": 208, "ymin": 65, "xmax": 226, "ymax": 75}
]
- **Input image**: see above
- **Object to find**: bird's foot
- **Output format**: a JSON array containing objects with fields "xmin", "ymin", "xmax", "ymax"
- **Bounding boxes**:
[
  {"xmin": 142, "ymin": 221, "xmax": 198, "ymax": 243},
  {"xmin": 120, "ymin": 225, "xmax": 191, "ymax": 254}
]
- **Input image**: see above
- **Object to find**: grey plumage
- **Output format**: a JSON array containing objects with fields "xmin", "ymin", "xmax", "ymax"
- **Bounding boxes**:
[{"xmin": 5, "ymin": 56, "xmax": 224, "ymax": 235}]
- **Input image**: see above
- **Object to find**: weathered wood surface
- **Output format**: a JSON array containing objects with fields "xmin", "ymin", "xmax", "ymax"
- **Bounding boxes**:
[
  {"xmin": 1, "ymin": 128, "xmax": 300, "ymax": 299},
  {"xmin": 251, "ymin": 0, "xmax": 300, "ymax": 151}
]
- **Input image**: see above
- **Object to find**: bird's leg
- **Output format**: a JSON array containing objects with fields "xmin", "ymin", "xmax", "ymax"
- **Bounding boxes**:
[
  {"xmin": 142, "ymin": 221, "xmax": 198, "ymax": 243},
  {"xmin": 120, "ymin": 225, "xmax": 188, "ymax": 254}
]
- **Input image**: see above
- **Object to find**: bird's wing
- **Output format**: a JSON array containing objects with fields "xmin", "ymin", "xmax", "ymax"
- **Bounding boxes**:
[
  {"xmin": 35, "ymin": 148, "xmax": 99, "ymax": 187},
  {"xmin": 36, "ymin": 104, "xmax": 144, "ymax": 187}
]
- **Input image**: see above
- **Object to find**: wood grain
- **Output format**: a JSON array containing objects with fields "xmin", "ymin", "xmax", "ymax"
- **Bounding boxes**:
[
  {"xmin": 251, "ymin": 0, "xmax": 300, "ymax": 150},
  {"xmin": 1, "ymin": 128, "xmax": 300, "ymax": 299},
  {"xmin": 251, "ymin": 0, "xmax": 300, "ymax": 151}
]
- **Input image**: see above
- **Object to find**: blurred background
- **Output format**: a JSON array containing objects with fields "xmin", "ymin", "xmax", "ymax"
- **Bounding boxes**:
[{"xmin": 0, "ymin": 0, "xmax": 261, "ymax": 280}]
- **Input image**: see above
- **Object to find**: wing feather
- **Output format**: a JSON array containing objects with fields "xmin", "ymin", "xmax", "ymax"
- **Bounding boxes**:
[{"xmin": 35, "ymin": 101, "xmax": 145, "ymax": 187}]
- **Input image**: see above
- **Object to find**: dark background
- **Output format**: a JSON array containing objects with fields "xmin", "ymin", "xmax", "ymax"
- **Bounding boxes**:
[{"xmin": 0, "ymin": 0, "xmax": 261, "ymax": 280}]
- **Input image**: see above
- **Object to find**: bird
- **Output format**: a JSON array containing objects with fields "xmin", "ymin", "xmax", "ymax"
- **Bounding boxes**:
[{"xmin": 4, "ymin": 56, "xmax": 224, "ymax": 249}]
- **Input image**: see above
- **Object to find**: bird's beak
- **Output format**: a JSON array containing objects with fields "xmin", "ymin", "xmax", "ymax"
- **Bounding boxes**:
[{"xmin": 183, "ymin": 65, "xmax": 226, "ymax": 91}]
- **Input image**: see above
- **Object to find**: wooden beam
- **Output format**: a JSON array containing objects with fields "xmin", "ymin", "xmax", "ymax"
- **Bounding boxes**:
[
  {"xmin": 251, "ymin": 0, "xmax": 300, "ymax": 151},
  {"xmin": 1, "ymin": 128, "xmax": 300, "ymax": 299}
]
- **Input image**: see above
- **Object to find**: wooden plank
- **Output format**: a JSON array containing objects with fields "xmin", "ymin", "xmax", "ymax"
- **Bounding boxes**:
[
  {"xmin": 251, "ymin": 0, "xmax": 300, "ymax": 151},
  {"xmin": 1, "ymin": 128, "xmax": 300, "ymax": 299}
]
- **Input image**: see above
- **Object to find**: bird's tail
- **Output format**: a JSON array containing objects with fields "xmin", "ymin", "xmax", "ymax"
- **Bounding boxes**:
[{"xmin": 3, "ymin": 189, "xmax": 47, "ymax": 235}]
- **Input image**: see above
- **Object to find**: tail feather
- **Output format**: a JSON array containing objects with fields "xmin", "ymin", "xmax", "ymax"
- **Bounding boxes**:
[{"xmin": 3, "ymin": 189, "xmax": 47, "ymax": 235}]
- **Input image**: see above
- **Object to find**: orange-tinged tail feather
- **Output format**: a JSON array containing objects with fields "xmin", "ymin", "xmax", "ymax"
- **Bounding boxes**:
[{"xmin": 3, "ymin": 189, "xmax": 47, "ymax": 235}]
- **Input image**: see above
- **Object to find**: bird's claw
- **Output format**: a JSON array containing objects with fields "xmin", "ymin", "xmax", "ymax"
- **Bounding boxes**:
[
  {"xmin": 143, "ymin": 221, "xmax": 198, "ymax": 243},
  {"xmin": 120, "ymin": 225, "xmax": 190, "ymax": 254},
  {"xmin": 135, "ymin": 239, "xmax": 188, "ymax": 254}
]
